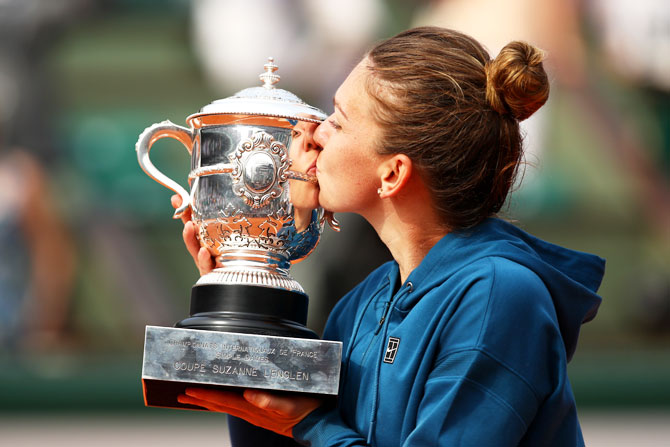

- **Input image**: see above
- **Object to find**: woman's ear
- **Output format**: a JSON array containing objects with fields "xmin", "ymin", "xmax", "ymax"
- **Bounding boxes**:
[{"xmin": 378, "ymin": 154, "xmax": 412, "ymax": 198}]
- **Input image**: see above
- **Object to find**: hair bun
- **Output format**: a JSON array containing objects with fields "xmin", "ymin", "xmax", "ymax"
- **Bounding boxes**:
[{"xmin": 485, "ymin": 41, "xmax": 549, "ymax": 121}]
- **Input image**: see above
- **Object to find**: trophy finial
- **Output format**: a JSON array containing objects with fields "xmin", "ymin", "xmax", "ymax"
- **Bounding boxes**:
[{"xmin": 259, "ymin": 57, "xmax": 280, "ymax": 89}]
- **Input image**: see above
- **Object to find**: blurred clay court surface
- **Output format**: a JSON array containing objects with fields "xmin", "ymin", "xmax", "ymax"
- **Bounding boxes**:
[{"xmin": 1, "ymin": 411, "xmax": 669, "ymax": 446}]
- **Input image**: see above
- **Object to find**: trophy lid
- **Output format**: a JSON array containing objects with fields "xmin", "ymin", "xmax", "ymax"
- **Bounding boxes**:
[{"xmin": 191, "ymin": 57, "xmax": 327, "ymax": 123}]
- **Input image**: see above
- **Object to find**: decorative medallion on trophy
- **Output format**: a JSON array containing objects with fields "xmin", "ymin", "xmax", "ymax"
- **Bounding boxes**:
[{"xmin": 136, "ymin": 58, "xmax": 342, "ymax": 410}]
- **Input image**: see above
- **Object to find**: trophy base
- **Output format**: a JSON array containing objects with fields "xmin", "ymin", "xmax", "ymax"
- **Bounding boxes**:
[
  {"xmin": 176, "ymin": 284, "xmax": 318, "ymax": 339},
  {"xmin": 141, "ymin": 326, "xmax": 342, "ymax": 410},
  {"xmin": 142, "ymin": 284, "xmax": 340, "ymax": 410}
]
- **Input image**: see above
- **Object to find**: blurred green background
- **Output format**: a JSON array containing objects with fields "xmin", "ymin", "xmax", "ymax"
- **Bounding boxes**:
[{"xmin": 0, "ymin": 0, "xmax": 668, "ymax": 444}]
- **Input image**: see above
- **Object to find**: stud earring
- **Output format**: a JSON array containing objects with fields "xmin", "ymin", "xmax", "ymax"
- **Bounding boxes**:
[{"xmin": 377, "ymin": 188, "xmax": 383, "ymax": 195}]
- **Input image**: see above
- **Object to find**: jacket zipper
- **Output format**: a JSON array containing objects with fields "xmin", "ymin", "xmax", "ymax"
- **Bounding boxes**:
[
  {"xmin": 368, "ymin": 281, "xmax": 413, "ymax": 444},
  {"xmin": 374, "ymin": 297, "xmax": 394, "ymax": 335}
]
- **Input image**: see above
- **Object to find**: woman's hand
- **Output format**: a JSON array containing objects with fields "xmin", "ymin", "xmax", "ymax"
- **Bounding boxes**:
[
  {"xmin": 177, "ymin": 388, "xmax": 322, "ymax": 438},
  {"xmin": 171, "ymin": 194, "xmax": 215, "ymax": 276}
]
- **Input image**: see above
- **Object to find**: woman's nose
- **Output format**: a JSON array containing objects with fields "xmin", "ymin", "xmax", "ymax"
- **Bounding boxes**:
[
  {"xmin": 314, "ymin": 121, "xmax": 327, "ymax": 149},
  {"xmin": 298, "ymin": 123, "xmax": 320, "ymax": 152},
  {"xmin": 305, "ymin": 135, "xmax": 316, "ymax": 151}
]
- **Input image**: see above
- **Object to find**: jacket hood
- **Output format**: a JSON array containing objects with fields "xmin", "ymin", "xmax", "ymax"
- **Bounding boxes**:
[{"xmin": 397, "ymin": 218, "xmax": 605, "ymax": 361}]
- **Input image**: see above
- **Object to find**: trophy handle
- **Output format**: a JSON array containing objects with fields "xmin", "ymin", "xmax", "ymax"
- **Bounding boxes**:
[{"xmin": 136, "ymin": 120, "xmax": 194, "ymax": 219}]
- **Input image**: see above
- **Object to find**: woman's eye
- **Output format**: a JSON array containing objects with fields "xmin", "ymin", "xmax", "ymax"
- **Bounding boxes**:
[
  {"xmin": 328, "ymin": 119, "xmax": 342, "ymax": 130},
  {"xmin": 291, "ymin": 130, "xmax": 302, "ymax": 139}
]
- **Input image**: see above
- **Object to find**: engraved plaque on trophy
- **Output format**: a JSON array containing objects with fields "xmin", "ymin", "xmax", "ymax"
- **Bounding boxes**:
[{"xmin": 136, "ymin": 58, "xmax": 342, "ymax": 410}]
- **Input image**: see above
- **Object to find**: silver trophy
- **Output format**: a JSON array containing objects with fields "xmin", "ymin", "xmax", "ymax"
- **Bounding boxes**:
[{"xmin": 136, "ymin": 58, "xmax": 341, "ymax": 410}]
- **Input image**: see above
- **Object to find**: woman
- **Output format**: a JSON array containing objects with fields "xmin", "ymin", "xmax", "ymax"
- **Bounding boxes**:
[{"xmin": 175, "ymin": 27, "xmax": 605, "ymax": 446}]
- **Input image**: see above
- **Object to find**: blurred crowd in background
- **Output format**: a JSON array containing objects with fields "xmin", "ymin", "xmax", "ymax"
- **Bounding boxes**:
[{"xmin": 0, "ymin": 0, "xmax": 668, "ymax": 414}]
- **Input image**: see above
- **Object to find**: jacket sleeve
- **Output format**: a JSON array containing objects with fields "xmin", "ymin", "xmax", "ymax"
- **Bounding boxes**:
[{"xmin": 293, "ymin": 406, "xmax": 370, "ymax": 446}]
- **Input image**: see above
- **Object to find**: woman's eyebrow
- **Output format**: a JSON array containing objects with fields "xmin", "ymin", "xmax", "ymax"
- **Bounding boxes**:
[{"xmin": 333, "ymin": 98, "xmax": 349, "ymax": 120}]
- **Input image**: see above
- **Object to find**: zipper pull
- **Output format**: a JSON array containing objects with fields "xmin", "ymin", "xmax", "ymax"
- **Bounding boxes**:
[
  {"xmin": 375, "ymin": 300, "xmax": 392, "ymax": 335},
  {"xmin": 374, "ymin": 281, "xmax": 413, "ymax": 335}
]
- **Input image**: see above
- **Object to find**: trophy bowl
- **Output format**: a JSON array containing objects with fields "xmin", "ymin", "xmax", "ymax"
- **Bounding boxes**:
[{"xmin": 135, "ymin": 58, "xmax": 342, "ymax": 410}]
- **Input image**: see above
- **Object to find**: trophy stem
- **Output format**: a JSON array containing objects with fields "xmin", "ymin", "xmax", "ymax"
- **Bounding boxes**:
[
  {"xmin": 196, "ymin": 266, "xmax": 304, "ymax": 294},
  {"xmin": 176, "ymin": 284, "xmax": 318, "ymax": 339}
]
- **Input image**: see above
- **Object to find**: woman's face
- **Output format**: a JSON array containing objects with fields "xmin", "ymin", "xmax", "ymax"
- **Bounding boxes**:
[
  {"xmin": 314, "ymin": 59, "xmax": 385, "ymax": 216},
  {"xmin": 288, "ymin": 120, "xmax": 320, "ymax": 212}
]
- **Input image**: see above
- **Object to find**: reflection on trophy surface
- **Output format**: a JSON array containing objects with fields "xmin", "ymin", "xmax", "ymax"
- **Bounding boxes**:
[
  {"xmin": 287, "ymin": 120, "xmax": 320, "ymax": 232},
  {"xmin": 135, "ymin": 58, "xmax": 342, "ymax": 410}
]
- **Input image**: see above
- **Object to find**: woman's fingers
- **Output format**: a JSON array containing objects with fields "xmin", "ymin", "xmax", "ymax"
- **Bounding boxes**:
[
  {"xmin": 197, "ymin": 246, "xmax": 215, "ymax": 275},
  {"xmin": 178, "ymin": 389, "xmax": 250, "ymax": 413},
  {"xmin": 178, "ymin": 388, "xmax": 323, "ymax": 438},
  {"xmin": 177, "ymin": 389, "xmax": 281, "ymax": 429},
  {"xmin": 243, "ymin": 389, "xmax": 321, "ymax": 417},
  {"xmin": 173, "ymin": 194, "xmax": 215, "ymax": 276},
  {"xmin": 183, "ymin": 388, "xmax": 251, "ymax": 410},
  {"xmin": 177, "ymin": 394, "xmax": 260, "ymax": 421},
  {"xmin": 183, "ymin": 222, "xmax": 215, "ymax": 276},
  {"xmin": 170, "ymin": 193, "xmax": 182, "ymax": 209},
  {"xmin": 171, "ymin": 194, "xmax": 192, "ymax": 223},
  {"xmin": 182, "ymin": 221, "xmax": 201, "ymax": 261}
]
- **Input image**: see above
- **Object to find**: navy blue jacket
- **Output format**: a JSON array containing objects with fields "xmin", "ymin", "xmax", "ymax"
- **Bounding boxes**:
[{"xmin": 293, "ymin": 218, "xmax": 605, "ymax": 446}]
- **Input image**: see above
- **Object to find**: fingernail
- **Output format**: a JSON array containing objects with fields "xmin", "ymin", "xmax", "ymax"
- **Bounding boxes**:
[{"xmin": 244, "ymin": 390, "xmax": 265, "ymax": 406}]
